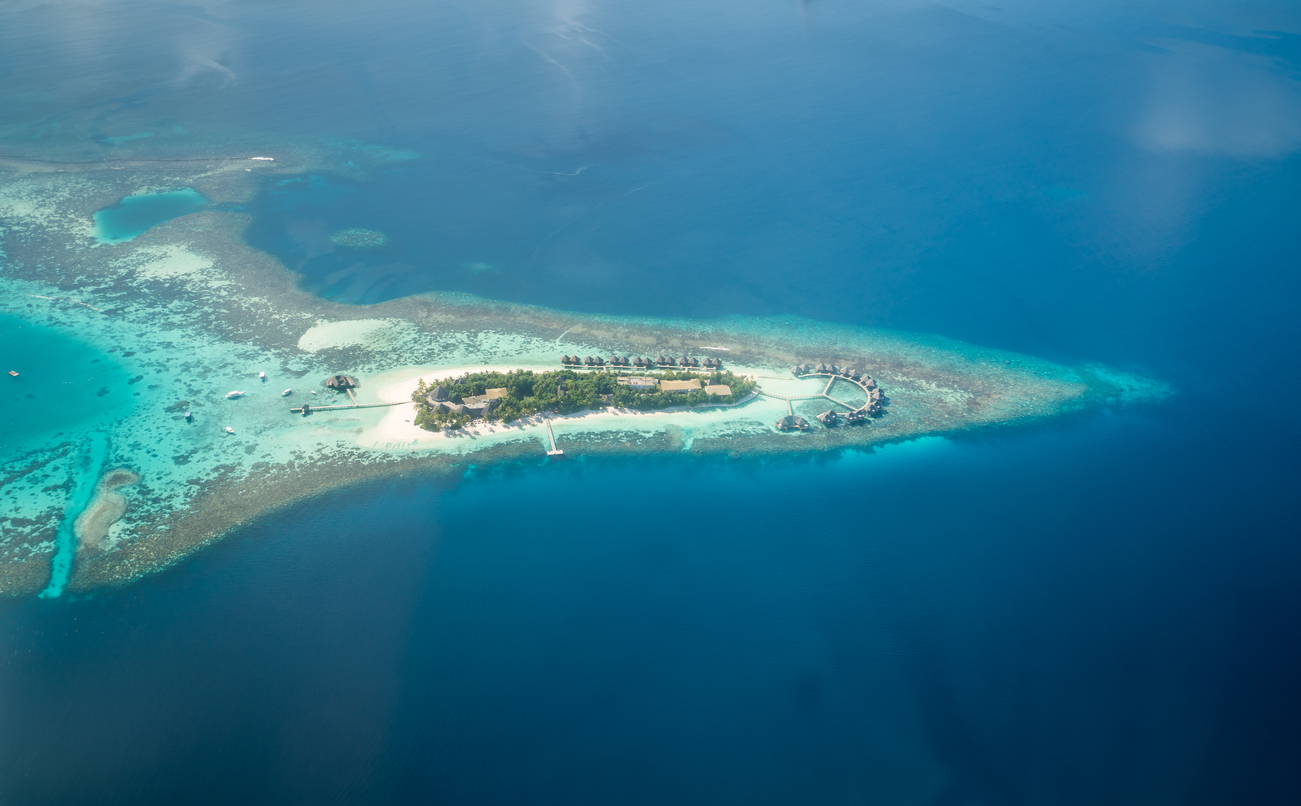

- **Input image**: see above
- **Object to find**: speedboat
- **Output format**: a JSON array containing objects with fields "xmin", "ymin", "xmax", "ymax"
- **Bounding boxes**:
[
  {"xmin": 226, "ymin": 390, "xmax": 245, "ymax": 399},
  {"xmin": 184, "ymin": 410, "xmax": 192, "ymax": 422},
  {"xmin": 310, "ymin": 390, "xmax": 317, "ymax": 395},
  {"xmin": 224, "ymin": 426, "xmax": 234, "ymax": 434},
  {"xmin": 281, "ymin": 388, "xmax": 292, "ymax": 397},
  {"xmin": 259, "ymin": 371, "xmax": 266, "ymax": 380}
]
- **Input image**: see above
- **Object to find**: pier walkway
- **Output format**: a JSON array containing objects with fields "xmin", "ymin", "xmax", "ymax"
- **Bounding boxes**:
[
  {"xmin": 545, "ymin": 419, "xmax": 564, "ymax": 456},
  {"xmin": 290, "ymin": 401, "xmax": 407, "ymax": 414}
]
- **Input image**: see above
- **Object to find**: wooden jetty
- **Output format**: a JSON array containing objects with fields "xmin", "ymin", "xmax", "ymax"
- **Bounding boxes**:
[
  {"xmin": 545, "ymin": 419, "xmax": 564, "ymax": 456},
  {"xmin": 290, "ymin": 401, "xmax": 407, "ymax": 415}
]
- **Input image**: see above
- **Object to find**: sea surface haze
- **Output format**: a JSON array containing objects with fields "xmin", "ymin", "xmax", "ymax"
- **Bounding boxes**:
[{"xmin": 1, "ymin": 0, "xmax": 1300, "ymax": 803}]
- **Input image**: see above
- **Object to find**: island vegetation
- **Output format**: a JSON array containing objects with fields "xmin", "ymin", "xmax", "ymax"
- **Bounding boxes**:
[{"xmin": 412, "ymin": 368, "xmax": 757, "ymax": 431}]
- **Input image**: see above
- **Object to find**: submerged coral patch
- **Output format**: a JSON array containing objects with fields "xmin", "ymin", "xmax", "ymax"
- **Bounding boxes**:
[{"xmin": 330, "ymin": 228, "xmax": 389, "ymax": 249}]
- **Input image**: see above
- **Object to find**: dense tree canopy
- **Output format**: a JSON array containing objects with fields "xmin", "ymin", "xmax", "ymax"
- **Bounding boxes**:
[{"xmin": 411, "ymin": 368, "xmax": 756, "ymax": 431}]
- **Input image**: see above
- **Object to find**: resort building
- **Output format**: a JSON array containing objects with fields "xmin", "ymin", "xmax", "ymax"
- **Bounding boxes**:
[
  {"xmin": 704, "ymin": 384, "xmax": 732, "ymax": 396},
  {"xmin": 617, "ymin": 376, "xmax": 659, "ymax": 389},
  {"xmin": 660, "ymin": 379, "xmax": 702, "ymax": 393}
]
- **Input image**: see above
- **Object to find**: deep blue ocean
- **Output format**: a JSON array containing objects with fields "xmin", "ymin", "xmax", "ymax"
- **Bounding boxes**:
[{"xmin": 3, "ymin": 1, "xmax": 1301, "ymax": 804}]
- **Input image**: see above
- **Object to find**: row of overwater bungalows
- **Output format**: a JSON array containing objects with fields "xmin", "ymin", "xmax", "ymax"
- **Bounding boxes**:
[
  {"xmin": 789, "ymin": 362, "xmax": 886, "ymax": 420},
  {"xmin": 561, "ymin": 355, "xmax": 722, "ymax": 369}
]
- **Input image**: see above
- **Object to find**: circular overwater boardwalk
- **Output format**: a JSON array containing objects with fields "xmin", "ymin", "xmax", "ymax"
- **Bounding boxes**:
[{"xmin": 761, "ymin": 364, "xmax": 885, "ymax": 431}]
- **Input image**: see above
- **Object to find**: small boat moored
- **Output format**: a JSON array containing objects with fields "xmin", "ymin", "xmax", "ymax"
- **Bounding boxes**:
[
  {"xmin": 224, "ymin": 426, "xmax": 234, "ymax": 434},
  {"xmin": 226, "ymin": 390, "xmax": 245, "ymax": 399},
  {"xmin": 184, "ymin": 410, "xmax": 192, "ymax": 422},
  {"xmin": 259, "ymin": 371, "xmax": 266, "ymax": 381},
  {"xmin": 281, "ymin": 388, "xmax": 292, "ymax": 397}
]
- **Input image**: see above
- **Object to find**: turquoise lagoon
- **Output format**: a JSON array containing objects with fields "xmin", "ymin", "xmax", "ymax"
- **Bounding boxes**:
[
  {"xmin": 92, "ymin": 188, "xmax": 208, "ymax": 244},
  {"xmin": 0, "ymin": 313, "xmax": 132, "ymax": 450}
]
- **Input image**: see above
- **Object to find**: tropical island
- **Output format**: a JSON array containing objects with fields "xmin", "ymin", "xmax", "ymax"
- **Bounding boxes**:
[
  {"xmin": 412, "ymin": 367, "xmax": 757, "ymax": 430},
  {"xmin": 0, "ymin": 141, "xmax": 1168, "ymax": 598}
]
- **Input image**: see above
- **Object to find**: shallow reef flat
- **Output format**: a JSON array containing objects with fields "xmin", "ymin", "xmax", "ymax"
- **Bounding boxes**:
[{"xmin": 0, "ymin": 148, "xmax": 1168, "ymax": 596}]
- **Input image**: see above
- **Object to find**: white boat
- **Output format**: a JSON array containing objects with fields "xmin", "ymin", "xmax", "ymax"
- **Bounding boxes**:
[
  {"xmin": 310, "ymin": 390, "xmax": 317, "ymax": 395},
  {"xmin": 259, "ymin": 371, "xmax": 266, "ymax": 380},
  {"xmin": 224, "ymin": 426, "xmax": 234, "ymax": 434},
  {"xmin": 184, "ymin": 410, "xmax": 192, "ymax": 421},
  {"xmin": 226, "ymin": 390, "xmax": 245, "ymax": 399},
  {"xmin": 281, "ymin": 388, "xmax": 292, "ymax": 397}
]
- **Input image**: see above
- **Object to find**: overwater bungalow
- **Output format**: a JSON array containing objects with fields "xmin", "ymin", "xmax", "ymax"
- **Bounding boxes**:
[
  {"xmin": 776, "ymin": 415, "xmax": 811, "ymax": 432},
  {"xmin": 862, "ymin": 377, "xmax": 877, "ymax": 390},
  {"xmin": 324, "ymin": 374, "xmax": 358, "ymax": 391},
  {"xmin": 817, "ymin": 410, "xmax": 839, "ymax": 426}
]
